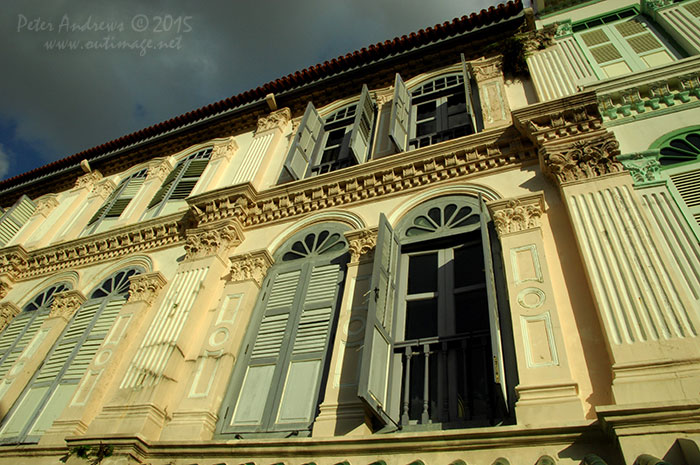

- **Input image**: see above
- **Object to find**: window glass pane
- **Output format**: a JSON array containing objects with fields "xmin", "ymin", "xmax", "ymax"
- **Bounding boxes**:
[
  {"xmin": 416, "ymin": 101, "xmax": 436, "ymax": 120},
  {"xmin": 454, "ymin": 289, "xmax": 489, "ymax": 334},
  {"xmin": 416, "ymin": 121, "xmax": 437, "ymax": 137},
  {"xmin": 454, "ymin": 244, "xmax": 484, "ymax": 288},
  {"xmin": 405, "ymin": 298, "xmax": 438, "ymax": 339},
  {"xmin": 407, "ymin": 253, "xmax": 437, "ymax": 294}
]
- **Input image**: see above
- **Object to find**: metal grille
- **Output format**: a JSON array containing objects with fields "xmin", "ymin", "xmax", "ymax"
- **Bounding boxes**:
[{"xmin": 581, "ymin": 29, "xmax": 610, "ymax": 47}]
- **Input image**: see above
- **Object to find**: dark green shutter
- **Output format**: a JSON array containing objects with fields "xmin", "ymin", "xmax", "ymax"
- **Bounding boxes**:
[
  {"xmin": 357, "ymin": 213, "xmax": 401, "ymax": 426},
  {"xmin": 147, "ymin": 162, "xmax": 185, "ymax": 209},
  {"xmin": 283, "ymin": 102, "xmax": 323, "ymax": 180},
  {"xmin": 348, "ymin": 84, "xmax": 375, "ymax": 165},
  {"xmin": 389, "ymin": 73, "xmax": 410, "ymax": 152},
  {"xmin": 0, "ymin": 196, "xmax": 36, "ymax": 246}
]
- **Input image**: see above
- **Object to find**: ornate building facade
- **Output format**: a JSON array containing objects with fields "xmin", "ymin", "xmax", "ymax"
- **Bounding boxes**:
[{"xmin": 0, "ymin": 1, "xmax": 698, "ymax": 464}]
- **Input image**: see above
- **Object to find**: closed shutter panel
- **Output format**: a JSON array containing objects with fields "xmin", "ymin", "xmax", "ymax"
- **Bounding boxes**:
[
  {"xmin": 283, "ymin": 102, "xmax": 323, "ymax": 180},
  {"xmin": 348, "ymin": 84, "xmax": 375, "ymax": 165},
  {"xmin": 579, "ymin": 27, "xmax": 631, "ymax": 78},
  {"xmin": 389, "ymin": 73, "xmax": 410, "ymax": 152},
  {"xmin": 0, "ymin": 313, "xmax": 34, "ymax": 379},
  {"xmin": 669, "ymin": 168, "xmax": 700, "ymax": 229},
  {"xmin": 358, "ymin": 213, "xmax": 401, "ymax": 426},
  {"xmin": 614, "ymin": 19, "xmax": 673, "ymax": 68},
  {"xmin": 148, "ymin": 163, "xmax": 185, "ymax": 209},
  {"xmin": 0, "ymin": 196, "xmax": 36, "ymax": 246}
]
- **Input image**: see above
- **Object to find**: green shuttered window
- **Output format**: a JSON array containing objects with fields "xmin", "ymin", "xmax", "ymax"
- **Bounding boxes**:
[
  {"xmin": 85, "ymin": 169, "xmax": 148, "ymax": 234},
  {"xmin": 147, "ymin": 148, "xmax": 212, "ymax": 214}
]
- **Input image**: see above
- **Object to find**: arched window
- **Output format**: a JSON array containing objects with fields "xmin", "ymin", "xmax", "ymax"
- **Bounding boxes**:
[
  {"xmin": 218, "ymin": 224, "xmax": 349, "ymax": 437},
  {"xmin": 146, "ymin": 147, "xmax": 212, "ymax": 215},
  {"xmin": 358, "ymin": 196, "xmax": 513, "ymax": 429},
  {"xmin": 0, "ymin": 268, "xmax": 141, "ymax": 443},
  {"xmin": 83, "ymin": 168, "xmax": 148, "ymax": 234}
]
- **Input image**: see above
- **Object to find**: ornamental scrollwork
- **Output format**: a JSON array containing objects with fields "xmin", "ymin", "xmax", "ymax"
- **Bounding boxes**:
[
  {"xmin": 489, "ymin": 196, "xmax": 544, "ymax": 236},
  {"xmin": 539, "ymin": 132, "xmax": 623, "ymax": 184},
  {"xmin": 617, "ymin": 150, "xmax": 663, "ymax": 186},
  {"xmin": 212, "ymin": 137, "xmax": 239, "ymax": 160},
  {"xmin": 0, "ymin": 246, "xmax": 29, "ymax": 278},
  {"xmin": 346, "ymin": 229, "xmax": 377, "ymax": 262},
  {"xmin": 147, "ymin": 158, "xmax": 173, "ymax": 182},
  {"xmin": 49, "ymin": 290, "xmax": 86, "ymax": 320},
  {"xmin": 0, "ymin": 302, "xmax": 20, "ymax": 332},
  {"xmin": 229, "ymin": 250, "xmax": 273, "ymax": 287},
  {"xmin": 257, "ymin": 107, "xmax": 292, "ymax": 133},
  {"xmin": 184, "ymin": 221, "xmax": 244, "ymax": 260},
  {"xmin": 469, "ymin": 55, "xmax": 503, "ymax": 81},
  {"xmin": 74, "ymin": 170, "xmax": 103, "ymax": 190},
  {"xmin": 128, "ymin": 272, "xmax": 167, "ymax": 305},
  {"xmin": 34, "ymin": 195, "xmax": 59, "ymax": 218}
]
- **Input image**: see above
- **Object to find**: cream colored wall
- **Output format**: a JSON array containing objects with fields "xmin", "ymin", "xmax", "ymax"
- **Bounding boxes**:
[{"xmin": 612, "ymin": 106, "xmax": 700, "ymax": 153}]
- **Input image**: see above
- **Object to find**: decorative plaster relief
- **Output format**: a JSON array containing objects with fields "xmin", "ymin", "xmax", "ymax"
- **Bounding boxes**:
[
  {"xmin": 91, "ymin": 179, "xmax": 117, "ymax": 200},
  {"xmin": 189, "ymin": 350, "xmax": 224, "ymax": 398},
  {"xmin": 212, "ymin": 137, "xmax": 240, "ymax": 161},
  {"xmin": 184, "ymin": 220, "xmax": 244, "ymax": 260},
  {"xmin": 256, "ymin": 107, "xmax": 292, "ymax": 133},
  {"xmin": 488, "ymin": 193, "xmax": 544, "ymax": 236},
  {"xmin": 539, "ymin": 132, "xmax": 623, "ymax": 184},
  {"xmin": 147, "ymin": 158, "xmax": 174, "ymax": 182},
  {"xmin": 50, "ymin": 289, "xmax": 87, "ymax": 320},
  {"xmin": 0, "ymin": 275, "xmax": 14, "ymax": 300},
  {"xmin": 0, "ymin": 302, "xmax": 20, "ymax": 331},
  {"xmin": 127, "ymin": 271, "xmax": 167, "ymax": 305},
  {"xmin": 216, "ymin": 293, "xmax": 243, "ymax": 326},
  {"xmin": 510, "ymin": 244, "xmax": 543, "ymax": 284},
  {"xmin": 34, "ymin": 195, "xmax": 59, "ymax": 218},
  {"xmin": 469, "ymin": 55, "xmax": 504, "ymax": 81},
  {"xmin": 617, "ymin": 151, "xmax": 663, "ymax": 186},
  {"xmin": 74, "ymin": 170, "xmax": 103, "ymax": 190},
  {"xmin": 229, "ymin": 250, "xmax": 273, "ymax": 287},
  {"xmin": 517, "ymin": 287, "xmax": 546, "ymax": 310},
  {"xmin": 345, "ymin": 228, "xmax": 377, "ymax": 263},
  {"xmin": 521, "ymin": 312, "xmax": 559, "ymax": 368},
  {"xmin": 0, "ymin": 246, "xmax": 29, "ymax": 279}
]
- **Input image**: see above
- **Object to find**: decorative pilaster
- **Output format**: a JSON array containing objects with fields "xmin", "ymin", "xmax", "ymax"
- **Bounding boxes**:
[
  {"xmin": 50, "ymin": 290, "xmax": 87, "ymax": 321},
  {"xmin": 184, "ymin": 220, "xmax": 244, "ymax": 261},
  {"xmin": 256, "ymin": 107, "xmax": 292, "ymax": 134},
  {"xmin": 538, "ymin": 131, "xmax": 623, "ymax": 184},
  {"xmin": 0, "ymin": 302, "xmax": 20, "ymax": 332},
  {"xmin": 469, "ymin": 55, "xmax": 511, "ymax": 130},
  {"xmin": 229, "ymin": 249, "xmax": 273, "ymax": 288},
  {"xmin": 488, "ymin": 192, "xmax": 584, "ymax": 424},
  {"xmin": 74, "ymin": 170, "xmax": 103, "ymax": 191},
  {"xmin": 345, "ymin": 228, "xmax": 377, "ymax": 263},
  {"xmin": 128, "ymin": 272, "xmax": 167, "ymax": 305},
  {"xmin": 34, "ymin": 195, "xmax": 59, "ymax": 218}
]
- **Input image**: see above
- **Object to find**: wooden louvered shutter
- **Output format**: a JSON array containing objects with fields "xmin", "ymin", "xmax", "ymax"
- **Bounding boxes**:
[
  {"xmin": 614, "ymin": 18, "xmax": 673, "ymax": 68},
  {"xmin": 87, "ymin": 189, "xmax": 120, "ymax": 227},
  {"xmin": 147, "ymin": 162, "xmax": 184, "ymax": 209},
  {"xmin": 170, "ymin": 159, "xmax": 209, "ymax": 200},
  {"xmin": 348, "ymin": 84, "xmax": 375, "ymax": 165},
  {"xmin": 283, "ymin": 102, "xmax": 323, "ymax": 180},
  {"xmin": 669, "ymin": 168, "xmax": 700, "ymax": 231},
  {"xmin": 460, "ymin": 54, "xmax": 477, "ymax": 130},
  {"xmin": 0, "ymin": 196, "xmax": 36, "ymax": 246},
  {"xmin": 579, "ymin": 27, "xmax": 631, "ymax": 78},
  {"xmin": 0, "ymin": 312, "xmax": 46, "ymax": 381},
  {"xmin": 389, "ymin": 73, "xmax": 410, "ymax": 152},
  {"xmin": 358, "ymin": 213, "xmax": 401, "ymax": 426},
  {"xmin": 105, "ymin": 175, "xmax": 146, "ymax": 218}
]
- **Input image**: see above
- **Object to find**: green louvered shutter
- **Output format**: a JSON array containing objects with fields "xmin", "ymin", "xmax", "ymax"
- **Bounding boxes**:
[
  {"xmin": 669, "ymin": 168, "xmax": 700, "ymax": 231},
  {"xmin": 358, "ymin": 213, "xmax": 401, "ymax": 426},
  {"xmin": 348, "ymin": 84, "xmax": 375, "ymax": 165},
  {"xmin": 389, "ymin": 73, "xmax": 410, "ymax": 152},
  {"xmin": 0, "ymin": 196, "xmax": 36, "ymax": 247},
  {"xmin": 283, "ymin": 102, "xmax": 323, "ymax": 180},
  {"xmin": 170, "ymin": 159, "xmax": 209, "ymax": 200},
  {"xmin": 460, "ymin": 53, "xmax": 477, "ymax": 131},
  {"xmin": 147, "ymin": 162, "xmax": 185, "ymax": 209}
]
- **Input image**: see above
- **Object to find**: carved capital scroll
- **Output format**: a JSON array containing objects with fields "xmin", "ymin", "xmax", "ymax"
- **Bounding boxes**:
[
  {"xmin": 74, "ymin": 170, "xmax": 103, "ymax": 191},
  {"xmin": 488, "ymin": 193, "xmax": 545, "ymax": 237},
  {"xmin": 184, "ymin": 220, "xmax": 244, "ymax": 260},
  {"xmin": 0, "ymin": 302, "xmax": 20, "ymax": 332},
  {"xmin": 617, "ymin": 150, "xmax": 663, "ymax": 186},
  {"xmin": 212, "ymin": 137, "xmax": 239, "ymax": 161},
  {"xmin": 128, "ymin": 271, "xmax": 167, "ymax": 305},
  {"xmin": 539, "ymin": 132, "xmax": 623, "ymax": 185},
  {"xmin": 147, "ymin": 158, "xmax": 174, "ymax": 183},
  {"xmin": 229, "ymin": 249, "xmax": 274, "ymax": 287},
  {"xmin": 34, "ymin": 195, "xmax": 59, "ymax": 218},
  {"xmin": 50, "ymin": 290, "xmax": 87, "ymax": 321},
  {"xmin": 345, "ymin": 228, "xmax": 378, "ymax": 263},
  {"xmin": 257, "ymin": 107, "xmax": 292, "ymax": 133}
]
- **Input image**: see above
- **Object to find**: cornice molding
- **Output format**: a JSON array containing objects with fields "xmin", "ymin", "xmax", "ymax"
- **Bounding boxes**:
[
  {"xmin": 184, "ymin": 220, "xmax": 244, "ymax": 260},
  {"xmin": 50, "ymin": 289, "xmax": 87, "ymax": 321},
  {"xmin": 229, "ymin": 249, "xmax": 274, "ymax": 287},
  {"xmin": 345, "ymin": 228, "xmax": 378, "ymax": 263},
  {"xmin": 0, "ymin": 302, "xmax": 20, "ymax": 332},
  {"xmin": 188, "ymin": 127, "xmax": 535, "ymax": 228},
  {"xmin": 488, "ymin": 193, "xmax": 545, "ymax": 237},
  {"xmin": 128, "ymin": 271, "xmax": 167, "ymax": 305}
]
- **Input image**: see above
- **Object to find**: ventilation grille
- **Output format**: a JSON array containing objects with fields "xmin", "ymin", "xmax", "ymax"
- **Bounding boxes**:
[
  {"xmin": 627, "ymin": 33, "xmax": 662, "ymax": 53},
  {"xmin": 581, "ymin": 29, "xmax": 610, "ymax": 47}
]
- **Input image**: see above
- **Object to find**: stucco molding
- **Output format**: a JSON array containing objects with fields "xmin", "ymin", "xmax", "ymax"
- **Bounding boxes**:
[
  {"xmin": 147, "ymin": 158, "xmax": 174, "ymax": 183},
  {"xmin": 617, "ymin": 150, "xmax": 664, "ymax": 187},
  {"xmin": 229, "ymin": 249, "xmax": 274, "ymax": 287},
  {"xmin": 90, "ymin": 179, "xmax": 117, "ymax": 201},
  {"xmin": 256, "ymin": 107, "xmax": 292, "ymax": 133},
  {"xmin": 184, "ymin": 220, "xmax": 244, "ymax": 260},
  {"xmin": 0, "ymin": 246, "xmax": 29, "ymax": 280},
  {"xmin": 128, "ymin": 271, "xmax": 167, "ymax": 305},
  {"xmin": 34, "ymin": 194, "xmax": 59, "ymax": 218},
  {"xmin": 488, "ymin": 193, "xmax": 545, "ymax": 237},
  {"xmin": 538, "ymin": 132, "xmax": 623, "ymax": 184},
  {"xmin": 212, "ymin": 137, "xmax": 239, "ymax": 161},
  {"xmin": 74, "ymin": 170, "xmax": 103, "ymax": 191},
  {"xmin": 50, "ymin": 289, "xmax": 87, "ymax": 321},
  {"xmin": 345, "ymin": 228, "xmax": 378, "ymax": 263},
  {"xmin": 469, "ymin": 55, "xmax": 503, "ymax": 81},
  {"xmin": 0, "ymin": 274, "xmax": 14, "ymax": 300},
  {"xmin": 0, "ymin": 302, "xmax": 20, "ymax": 332}
]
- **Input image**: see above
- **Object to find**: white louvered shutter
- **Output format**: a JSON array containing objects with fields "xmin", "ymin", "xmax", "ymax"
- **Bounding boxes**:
[
  {"xmin": 348, "ymin": 85, "xmax": 376, "ymax": 165},
  {"xmin": 669, "ymin": 168, "xmax": 700, "ymax": 232},
  {"xmin": 283, "ymin": 102, "xmax": 323, "ymax": 180},
  {"xmin": 0, "ymin": 196, "xmax": 36, "ymax": 247}
]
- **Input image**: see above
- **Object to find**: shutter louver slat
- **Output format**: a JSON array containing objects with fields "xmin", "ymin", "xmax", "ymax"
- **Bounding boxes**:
[
  {"xmin": 292, "ymin": 308, "xmax": 332, "ymax": 355},
  {"xmin": 591, "ymin": 44, "xmax": 623, "ymax": 64},
  {"xmin": 169, "ymin": 180, "xmax": 198, "ymax": 200},
  {"xmin": 266, "ymin": 270, "xmax": 301, "ymax": 310},
  {"xmin": 615, "ymin": 19, "xmax": 646, "ymax": 37},
  {"xmin": 581, "ymin": 29, "xmax": 611, "ymax": 47},
  {"xmin": 251, "ymin": 314, "xmax": 289, "ymax": 358},
  {"xmin": 182, "ymin": 160, "xmax": 209, "ymax": 178},
  {"xmin": 627, "ymin": 33, "xmax": 663, "ymax": 54},
  {"xmin": 685, "ymin": 0, "xmax": 700, "ymax": 17},
  {"xmin": 148, "ymin": 163, "xmax": 185, "ymax": 209}
]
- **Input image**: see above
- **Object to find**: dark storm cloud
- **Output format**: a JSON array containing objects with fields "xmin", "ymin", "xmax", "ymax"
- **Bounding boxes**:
[{"xmin": 0, "ymin": 0, "xmax": 500, "ymax": 180}]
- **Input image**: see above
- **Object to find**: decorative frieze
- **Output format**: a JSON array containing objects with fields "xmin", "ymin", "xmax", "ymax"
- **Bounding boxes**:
[
  {"xmin": 539, "ymin": 132, "xmax": 623, "ymax": 184},
  {"xmin": 184, "ymin": 220, "xmax": 244, "ymax": 260},
  {"xmin": 345, "ymin": 228, "xmax": 377, "ymax": 262},
  {"xmin": 488, "ymin": 194, "xmax": 545, "ymax": 236},
  {"xmin": 617, "ymin": 151, "xmax": 663, "ymax": 186},
  {"xmin": 34, "ymin": 195, "xmax": 59, "ymax": 218},
  {"xmin": 0, "ymin": 302, "xmax": 20, "ymax": 331},
  {"xmin": 74, "ymin": 170, "xmax": 103, "ymax": 190},
  {"xmin": 229, "ymin": 249, "xmax": 274, "ymax": 287},
  {"xmin": 50, "ymin": 290, "xmax": 87, "ymax": 320},
  {"xmin": 128, "ymin": 271, "xmax": 168, "ymax": 305},
  {"xmin": 256, "ymin": 107, "xmax": 291, "ymax": 133},
  {"xmin": 212, "ymin": 137, "xmax": 239, "ymax": 161}
]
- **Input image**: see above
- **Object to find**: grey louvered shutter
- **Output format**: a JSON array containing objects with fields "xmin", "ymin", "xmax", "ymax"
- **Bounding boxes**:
[
  {"xmin": 147, "ymin": 162, "xmax": 185, "ymax": 209},
  {"xmin": 479, "ymin": 199, "xmax": 508, "ymax": 411},
  {"xmin": 0, "ymin": 196, "xmax": 36, "ymax": 246},
  {"xmin": 389, "ymin": 73, "xmax": 410, "ymax": 152},
  {"xmin": 283, "ymin": 102, "xmax": 323, "ymax": 180},
  {"xmin": 348, "ymin": 84, "xmax": 375, "ymax": 165},
  {"xmin": 271, "ymin": 263, "xmax": 341, "ymax": 430},
  {"xmin": 87, "ymin": 189, "xmax": 118, "ymax": 226},
  {"xmin": 358, "ymin": 213, "xmax": 400, "ymax": 426},
  {"xmin": 460, "ymin": 54, "xmax": 477, "ymax": 130}
]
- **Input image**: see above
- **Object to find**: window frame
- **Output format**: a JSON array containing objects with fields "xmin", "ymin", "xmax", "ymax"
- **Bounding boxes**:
[{"xmin": 83, "ymin": 168, "xmax": 148, "ymax": 235}]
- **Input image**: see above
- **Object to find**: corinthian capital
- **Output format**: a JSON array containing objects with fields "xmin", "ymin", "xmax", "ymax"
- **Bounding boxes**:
[
  {"xmin": 184, "ymin": 220, "xmax": 244, "ymax": 260},
  {"xmin": 488, "ymin": 193, "xmax": 545, "ymax": 237},
  {"xmin": 345, "ymin": 228, "xmax": 377, "ymax": 263},
  {"xmin": 539, "ymin": 132, "xmax": 623, "ymax": 185},
  {"xmin": 74, "ymin": 170, "xmax": 103, "ymax": 191},
  {"xmin": 229, "ymin": 250, "xmax": 274, "ymax": 287},
  {"xmin": 50, "ymin": 290, "xmax": 87, "ymax": 321},
  {"xmin": 128, "ymin": 271, "xmax": 167, "ymax": 305},
  {"xmin": 257, "ymin": 107, "xmax": 292, "ymax": 133},
  {"xmin": 212, "ymin": 137, "xmax": 239, "ymax": 161}
]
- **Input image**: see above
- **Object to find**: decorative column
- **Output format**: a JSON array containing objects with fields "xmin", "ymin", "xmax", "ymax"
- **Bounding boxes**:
[
  {"xmin": 160, "ymin": 249, "xmax": 273, "ymax": 440},
  {"xmin": 488, "ymin": 193, "xmax": 584, "ymax": 424},
  {"xmin": 232, "ymin": 107, "xmax": 292, "ymax": 189},
  {"xmin": 50, "ymin": 272, "xmax": 167, "ymax": 443},
  {"xmin": 515, "ymin": 97, "xmax": 700, "ymax": 405},
  {"xmin": 469, "ymin": 55, "xmax": 512, "ymax": 130},
  {"xmin": 314, "ymin": 228, "xmax": 377, "ymax": 437},
  {"xmin": 94, "ymin": 220, "xmax": 243, "ymax": 440}
]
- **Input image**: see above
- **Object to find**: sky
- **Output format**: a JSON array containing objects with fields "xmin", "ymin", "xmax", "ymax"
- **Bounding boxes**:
[{"xmin": 0, "ymin": 0, "xmax": 506, "ymax": 181}]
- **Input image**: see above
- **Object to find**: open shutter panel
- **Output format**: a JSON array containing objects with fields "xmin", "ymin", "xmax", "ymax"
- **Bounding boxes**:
[
  {"xmin": 283, "ymin": 102, "xmax": 323, "ymax": 180},
  {"xmin": 348, "ymin": 84, "xmax": 376, "ymax": 165},
  {"xmin": 147, "ymin": 162, "xmax": 184, "ymax": 209},
  {"xmin": 389, "ymin": 73, "xmax": 410, "ymax": 153},
  {"xmin": 105, "ymin": 176, "xmax": 146, "ymax": 218},
  {"xmin": 479, "ymin": 198, "xmax": 508, "ymax": 412},
  {"xmin": 272, "ymin": 263, "xmax": 341, "ymax": 430},
  {"xmin": 87, "ymin": 187, "xmax": 121, "ymax": 226},
  {"xmin": 669, "ymin": 168, "xmax": 700, "ymax": 231},
  {"xmin": 460, "ymin": 54, "xmax": 477, "ymax": 130},
  {"xmin": 0, "ymin": 196, "xmax": 36, "ymax": 246},
  {"xmin": 228, "ymin": 269, "xmax": 302, "ymax": 431},
  {"xmin": 358, "ymin": 213, "xmax": 400, "ymax": 427}
]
